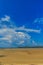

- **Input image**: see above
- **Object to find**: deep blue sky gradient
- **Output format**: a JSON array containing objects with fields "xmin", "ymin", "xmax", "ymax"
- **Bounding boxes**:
[{"xmin": 0, "ymin": 0, "xmax": 43, "ymax": 25}]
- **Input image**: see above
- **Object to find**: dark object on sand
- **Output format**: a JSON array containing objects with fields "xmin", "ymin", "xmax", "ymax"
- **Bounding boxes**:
[{"xmin": 0, "ymin": 55, "xmax": 6, "ymax": 57}]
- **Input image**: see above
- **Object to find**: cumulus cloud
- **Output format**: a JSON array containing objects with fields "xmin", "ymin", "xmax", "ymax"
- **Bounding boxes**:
[
  {"xmin": 0, "ymin": 15, "xmax": 41, "ymax": 47},
  {"xmin": 0, "ymin": 28, "xmax": 31, "ymax": 47}
]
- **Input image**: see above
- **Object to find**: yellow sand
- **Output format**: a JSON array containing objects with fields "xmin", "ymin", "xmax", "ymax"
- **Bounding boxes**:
[{"xmin": 0, "ymin": 48, "xmax": 43, "ymax": 65}]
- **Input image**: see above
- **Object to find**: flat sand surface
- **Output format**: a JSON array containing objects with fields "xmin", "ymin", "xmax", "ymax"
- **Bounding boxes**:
[{"xmin": 0, "ymin": 48, "xmax": 43, "ymax": 64}]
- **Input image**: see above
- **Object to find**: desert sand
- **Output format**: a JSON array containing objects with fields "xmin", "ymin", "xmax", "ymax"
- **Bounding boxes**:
[{"xmin": 0, "ymin": 48, "xmax": 43, "ymax": 65}]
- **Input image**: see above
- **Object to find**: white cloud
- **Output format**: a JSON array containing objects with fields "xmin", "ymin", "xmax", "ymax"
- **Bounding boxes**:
[
  {"xmin": 19, "ymin": 41, "xmax": 24, "ymax": 44},
  {"xmin": 1, "ymin": 15, "xmax": 10, "ymax": 22},
  {"xmin": 0, "ymin": 35, "xmax": 13, "ymax": 44},
  {"xmin": 15, "ymin": 26, "xmax": 41, "ymax": 33},
  {"xmin": 0, "ymin": 15, "xmax": 16, "ymax": 28},
  {"xmin": 0, "ymin": 15, "xmax": 41, "ymax": 33},
  {"xmin": 0, "ymin": 28, "xmax": 31, "ymax": 46},
  {"xmin": 34, "ymin": 18, "xmax": 43, "ymax": 24},
  {"xmin": 0, "ymin": 27, "xmax": 41, "ymax": 35},
  {"xmin": 0, "ymin": 28, "xmax": 38, "ymax": 47},
  {"xmin": 0, "ymin": 15, "xmax": 41, "ymax": 47}
]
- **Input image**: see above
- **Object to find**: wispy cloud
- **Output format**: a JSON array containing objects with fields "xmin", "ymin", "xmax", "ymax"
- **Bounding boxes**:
[
  {"xmin": 0, "ymin": 15, "xmax": 10, "ymax": 22},
  {"xmin": 34, "ymin": 18, "xmax": 43, "ymax": 24},
  {"xmin": 0, "ymin": 15, "xmax": 16, "ymax": 28},
  {"xmin": 32, "ymin": 40, "xmax": 37, "ymax": 46},
  {"xmin": 15, "ymin": 26, "xmax": 41, "ymax": 33}
]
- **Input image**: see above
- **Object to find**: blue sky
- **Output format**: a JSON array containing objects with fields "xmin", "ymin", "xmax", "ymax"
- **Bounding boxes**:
[{"xmin": 0, "ymin": 0, "xmax": 43, "ymax": 47}]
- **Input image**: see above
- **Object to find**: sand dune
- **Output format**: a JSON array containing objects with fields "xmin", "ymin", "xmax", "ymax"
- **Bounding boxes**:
[{"xmin": 0, "ymin": 48, "xmax": 43, "ymax": 65}]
